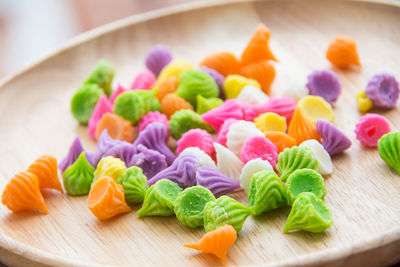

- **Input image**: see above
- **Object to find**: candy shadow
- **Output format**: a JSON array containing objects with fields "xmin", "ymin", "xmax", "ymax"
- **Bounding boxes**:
[
  {"xmin": 283, "ymin": 228, "xmax": 332, "ymax": 242},
  {"xmin": 252, "ymin": 206, "xmax": 291, "ymax": 224}
]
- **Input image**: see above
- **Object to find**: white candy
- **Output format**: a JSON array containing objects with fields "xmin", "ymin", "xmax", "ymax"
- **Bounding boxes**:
[
  {"xmin": 214, "ymin": 142, "xmax": 243, "ymax": 182},
  {"xmin": 179, "ymin": 147, "xmax": 216, "ymax": 169},
  {"xmin": 236, "ymin": 85, "xmax": 269, "ymax": 105},
  {"xmin": 239, "ymin": 158, "xmax": 273, "ymax": 194},
  {"xmin": 300, "ymin": 139, "xmax": 333, "ymax": 175},
  {"xmin": 281, "ymin": 78, "xmax": 309, "ymax": 102},
  {"xmin": 226, "ymin": 121, "xmax": 264, "ymax": 157}
]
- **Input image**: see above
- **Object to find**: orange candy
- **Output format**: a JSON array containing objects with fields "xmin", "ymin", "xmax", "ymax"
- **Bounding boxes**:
[
  {"xmin": 88, "ymin": 176, "xmax": 131, "ymax": 220},
  {"xmin": 288, "ymin": 108, "xmax": 321, "ymax": 144},
  {"xmin": 185, "ymin": 224, "xmax": 237, "ymax": 264},
  {"xmin": 95, "ymin": 113, "xmax": 135, "ymax": 142},
  {"xmin": 161, "ymin": 93, "xmax": 193, "ymax": 119},
  {"xmin": 326, "ymin": 35, "xmax": 361, "ymax": 69},
  {"xmin": 27, "ymin": 154, "xmax": 63, "ymax": 193},
  {"xmin": 1, "ymin": 171, "xmax": 48, "ymax": 214},
  {"xmin": 240, "ymin": 61, "xmax": 275, "ymax": 95},
  {"xmin": 156, "ymin": 76, "xmax": 179, "ymax": 101},
  {"xmin": 241, "ymin": 24, "xmax": 277, "ymax": 65},
  {"xmin": 264, "ymin": 131, "xmax": 297, "ymax": 153},
  {"xmin": 200, "ymin": 52, "xmax": 241, "ymax": 77}
]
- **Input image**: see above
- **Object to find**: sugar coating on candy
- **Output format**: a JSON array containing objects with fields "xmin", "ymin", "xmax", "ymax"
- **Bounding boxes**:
[
  {"xmin": 356, "ymin": 91, "xmax": 373, "ymax": 112},
  {"xmin": 214, "ymin": 142, "xmax": 243, "ymax": 182},
  {"xmin": 240, "ymin": 61, "xmax": 276, "ymax": 95},
  {"xmin": 134, "ymin": 122, "xmax": 176, "ymax": 165},
  {"xmin": 59, "ymin": 136, "xmax": 93, "ymax": 172},
  {"xmin": 95, "ymin": 113, "xmax": 134, "ymax": 143},
  {"xmin": 300, "ymin": 140, "xmax": 333, "ymax": 175},
  {"xmin": 175, "ymin": 69, "xmax": 219, "ymax": 107},
  {"xmin": 174, "ymin": 186, "xmax": 215, "ymax": 228},
  {"xmin": 110, "ymin": 84, "xmax": 128, "ymax": 104},
  {"xmin": 203, "ymin": 196, "xmax": 255, "ymax": 233},
  {"xmin": 254, "ymin": 112, "xmax": 287, "ymax": 133},
  {"xmin": 201, "ymin": 100, "xmax": 243, "ymax": 132},
  {"xmin": 306, "ymin": 70, "xmax": 341, "ymax": 103},
  {"xmin": 326, "ymin": 35, "xmax": 361, "ymax": 69},
  {"xmin": 276, "ymin": 146, "xmax": 319, "ymax": 182},
  {"xmin": 236, "ymin": 85, "xmax": 269, "ymax": 105},
  {"xmin": 196, "ymin": 95, "xmax": 223, "ymax": 114},
  {"xmin": 226, "ymin": 120, "xmax": 264, "ymax": 157},
  {"xmin": 378, "ymin": 132, "xmax": 400, "ymax": 174},
  {"xmin": 176, "ymin": 129, "xmax": 214, "ymax": 156},
  {"xmin": 316, "ymin": 119, "xmax": 352, "ymax": 156},
  {"xmin": 138, "ymin": 111, "xmax": 169, "ymax": 135},
  {"xmin": 130, "ymin": 144, "xmax": 167, "ymax": 178},
  {"xmin": 88, "ymin": 94, "xmax": 113, "ymax": 139},
  {"xmin": 240, "ymin": 136, "xmax": 278, "ymax": 168},
  {"xmin": 131, "ymin": 70, "xmax": 156, "ymax": 90},
  {"xmin": 355, "ymin": 113, "xmax": 391, "ymax": 147},
  {"xmin": 365, "ymin": 73, "xmax": 400, "ymax": 109},
  {"xmin": 156, "ymin": 59, "xmax": 193, "ymax": 86},
  {"xmin": 298, "ymin": 96, "xmax": 335, "ymax": 124},
  {"xmin": 169, "ymin": 109, "xmax": 212, "ymax": 140},
  {"xmin": 283, "ymin": 192, "xmax": 333, "ymax": 233},
  {"xmin": 199, "ymin": 66, "xmax": 226, "ymax": 99},
  {"xmin": 215, "ymin": 118, "xmax": 239, "ymax": 147},
  {"xmin": 116, "ymin": 166, "xmax": 148, "ymax": 204},
  {"xmin": 63, "ymin": 152, "xmax": 94, "ymax": 196},
  {"xmin": 248, "ymin": 170, "xmax": 285, "ymax": 215},
  {"xmin": 145, "ymin": 44, "xmax": 173, "ymax": 77},
  {"xmin": 196, "ymin": 167, "xmax": 240, "ymax": 197},
  {"xmin": 83, "ymin": 59, "xmax": 115, "ymax": 97},
  {"xmin": 137, "ymin": 179, "xmax": 182, "ymax": 217},
  {"xmin": 92, "ymin": 130, "xmax": 129, "ymax": 165},
  {"xmin": 200, "ymin": 51, "xmax": 241, "ymax": 77},
  {"xmin": 146, "ymin": 154, "xmax": 197, "ymax": 188},
  {"xmin": 239, "ymin": 158, "xmax": 273, "ymax": 194},
  {"xmin": 253, "ymin": 97, "xmax": 296, "ymax": 122},
  {"xmin": 180, "ymin": 147, "xmax": 216, "ymax": 169},
  {"xmin": 223, "ymin": 75, "xmax": 261, "ymax": 99},
  {"xmin": 71, "ymin": 84, "xmax": 102, "ymax": 125},
  {"xmin": 93, "ymin": 156, "xmax": 126, "ymax": 185}
]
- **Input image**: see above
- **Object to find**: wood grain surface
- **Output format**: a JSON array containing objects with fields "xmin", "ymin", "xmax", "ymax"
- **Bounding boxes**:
[{"xmin": 0, "ymin": 0, "xmax": 400, "ymax": 266}]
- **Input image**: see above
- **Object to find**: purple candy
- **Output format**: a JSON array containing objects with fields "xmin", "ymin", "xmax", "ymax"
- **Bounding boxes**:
[
  {"xmin": 133, "ymin": 122, "xmax": 176, "ymax": 165},
  {"xmin": 145, "ymin": 44, "xmax": 173, "ymax": 77},
  {"xmin": 365, "ymin": 72, "xmax": 399, "ymax": 109},
  {"xmin": 200, "ymin": 66, "xmax": 226, "ymax": 99},
  {"xmin": 103, "ymin": 143, "xmax": 137, "ymax": 166},
  {"xmin": 130, "ymin": 144, "xmax": 167, "ymax": 178},
  {"xmin": 316, "ymin": 119, "xmax": 352, "ymax": 156},
  {"xmin": 196, "ymin": 167, "xmax": 240, "ymax": 197},
  {"xmin": 146, "ymin": 154, "xmax": 197, "ymax": 188},
  {"xmin": 59, "ymin": 136, "xmax": 93, "ymax": 172},
  {"xmin": 92, "ymin": 130, "xmax": 129, "ymax": 165},
  {"xmin": 306, "ymin": 70, "xmax": 341, "ymax": 103}
]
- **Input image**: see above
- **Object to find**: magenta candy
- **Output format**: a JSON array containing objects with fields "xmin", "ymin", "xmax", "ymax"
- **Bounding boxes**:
[
  {"xmin": 201, "ymin": 99, "xmax": 243, "ymax": 131},
  {"xmin": 130, "ymin": 144, "xmax": 167, "ymax": 178},
  {"xmin": 176, "ymin": 129, "xmax": 214, "ymax": 156},
  {"xmin": 88, "ymin": 94, "xmax": 113, "ymax": 139},
  {"xmin": 59, "ymin": 136, "xmax": 93, "ymax": 172},
  {"xmin": 240, "ymin": 102, "xmax": 257, "ymax": 121},
  {"xmin": 253, "ymin": 97, "xmax": 296, "ymax": 122},
  {"xmin": 316, "ymin": 119, "xmax": 352, "ymax": 156},
  {"xmin": 145, "ymin": 44, "xmax": 173, "ymax": 77},
  {"xmin": 354, "ymin": 114, "xmax": 391, "ymax": 147},
  {"xmin": 365, "ymin": 73, "xmax": 399, "ymax": 109},
  {"xmin": 196, "ymin": 167, "xmax": 240, "ymax": 197},
  {"xmin": 110, "ymin": 84, "xmax": 128, "ymax": 104},
  {"xmin": 131, "ymin": 69, "xmax": 156, "ymax": 90},
  {"xmin": 240, "ymin": 136, "xmax": 278, "ymax": 167},
  {"xmin": 138, "ymin": 111, "xmax": 169, "ymax": 135},
  {"xmin": 215, "ymin": 118, "xmax": 239, "ymax": 147},
  {"xmin": 200, "ymin": 66, "xmax": 226, "ymax": 99},
  {"xmin": 92, "ymin": 130, "xmax": 128, "ymax": 165},
  {"xmin": 306, "ymin": 70, "xmax": 341, "ymax": 103}
]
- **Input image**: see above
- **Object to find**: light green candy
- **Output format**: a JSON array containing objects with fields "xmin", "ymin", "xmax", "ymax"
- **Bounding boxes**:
[
  {"xmin": 117, "ymin": 166, "xmax": 148, "ymax": 204},
  {"xmin": 378, "ymin": 132, "xmax": 400, "ymax": 174},
  {"xmin": 203, "ymin": 195, "xmax": 255, "ymax": 233},
  {"xmin": 114, "ymin": 90, "xmax": 160, "ymax": 125},
  {"xmin": 196, "ymin": 95, "xmax": 223, "ymax": 114},
  {"xmin": 84, "ymin": 59, "xmax": 114, "ymax": 97},
  {"xmin": 276, "ymin": 146, "xmax": 319, "ymax": 182},
  {"xmin": 175, "ymin": 70, "xmax": 219, "ymax": 107},
  {"xmin": 63, "ymin": 152, "xmax": 94, "ymax": 195},
  {"xmin": 248, "ymin": 170, "xmax": 285, "ymax": 215},
  {"xmin": 283, "ymin": 192, "xmax": 333, "ymax": 233},
  {"xmin": 71, "ymin": 84, "xmax": 102, "ymax": 125},
  {"xmin": 284, "ymin": 169, "xmax": 327, "ymax": 206},
  {"xmin": 174, "ymin": 186, "xmax": 215, "ymax": 228},
  {"xmin": 169, "ymin": 109, "xmax": 213, "ymax": 139},
  {"xmin": 137, "ymin": 179, "xmax": 182, "ymax": 217}
]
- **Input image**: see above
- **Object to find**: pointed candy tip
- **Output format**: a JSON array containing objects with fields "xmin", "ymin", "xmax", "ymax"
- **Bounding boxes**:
[{"xmin": 184, "ymin": 243, "xmax": 201, "ymax": 250}]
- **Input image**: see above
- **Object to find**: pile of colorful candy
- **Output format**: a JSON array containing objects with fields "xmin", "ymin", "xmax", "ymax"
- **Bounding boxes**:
[{"xmin": 2, "ymin": 24, "xmax": 400, "ymax": 264}]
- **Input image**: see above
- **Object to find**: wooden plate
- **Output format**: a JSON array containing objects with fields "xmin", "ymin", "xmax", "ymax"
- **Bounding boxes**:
[{"xmin": 1, "ymin": 0, "xmax": 400, "ymax": 266}]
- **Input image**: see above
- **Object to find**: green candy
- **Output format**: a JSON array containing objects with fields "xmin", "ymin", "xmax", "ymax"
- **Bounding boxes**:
[
  {"xmin": 378, "ymin": 132, "xmax": 400, "ymax": 174},
  {"xmin": 248, "ymin": 170, "xmax": 285, "ymax": 215},
  {"xmin": 117, "ymin": 166, "xmax": 148, "ymax": 204},
  {"xmin": 83, "ymin": 59, "xmax": 114, "ymax": 97},
  {"xmin": 175, "ymin": 70, "xmax": 219, "ymax": 107},
  {"xmin": 169, "ymin": 109, "xmax": 213, "ymax": 139},
  {"xmin": 284, "ymin": 169, "xmax": 326, "ymax": 206},
  {"xmin": 137, "ymin": 179, "xmax": 182, "ymax": 217},
  {"xmin": 283, "ymin": 192, "xmax": 333, "ymax": 233},
  {"xmin": 203, "ymin": 195, "xmax": 255, "ymax": 233},
  {"xmin": 276, "ymin": 146, "xmax": 319, "ymax": 182},
  {"xmin": 71, "ymin": 84, "xmax": 102, "ymax": 125},
  {"xmin": 174, "ymin": 186, "xmax": 215, "ymax": 228},
  {"xmin": 63, "ymin": 152, "xmax": 94, "ymax": 195},
  {"xmin": 196, "ymin": 95, "xmax": 223, "ymax": 114}
]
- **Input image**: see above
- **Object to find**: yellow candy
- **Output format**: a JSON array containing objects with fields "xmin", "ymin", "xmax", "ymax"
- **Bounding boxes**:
[
  {"xmin": 156, "ymin": 59, "xmax": 193, "ymax": 86},
  {"xmin": 297, "ymin": 96, "xmax": 335, "ymax": 124},
  {"xmin": 223, "ymin": 75, "xmax": 261, "ymax": 99},
  {"xmin": 356, "ymin": 91, "xmax": 373, "ymax": 112},
  {"xmin": 93, "ymin": 156, "xmax": 126, "ymax": 185},
  {"xmin": 254, "ymin": 112, "xmax": 287, "ymax": 133}
]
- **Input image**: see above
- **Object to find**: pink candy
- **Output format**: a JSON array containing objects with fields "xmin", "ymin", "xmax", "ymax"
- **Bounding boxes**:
[
  {"xmin": 138, "ymin": 111, "xmax": 169, "ymax": 136},
  {"xmin": 215, "ymin": 118, "xmax": 239, "ymax": 147},
  {"xmin": 176, "ymin": 129, "xmax": 214, "ymax": 156},
  {"xmin": 131, "ymin": 70, "xmax": 156, "ymax": 90},
  {"xmin": 354, "ymin": 113, "xmax": 391, "ymax": 147},
  {"xmin": 240, "ymin": 102, "xmax": 257, "ymax": 121},
  {"xmin": 240, "ymin": 136, "xmax": 278, "ymax": 167},
  {"xmin": 88, "ymin": 94, "xmax": 113, "ymax": 139},
  {"xmin": 253, "ymin": 97, "xmax": 296, "ymax": 122},
  {"xmin": 201, "ymin": 99, "xmax": 243, "ymax": 131},
  {"xmin": 109, "ymin": 84, "xmax": 128, "ymax": 104}
]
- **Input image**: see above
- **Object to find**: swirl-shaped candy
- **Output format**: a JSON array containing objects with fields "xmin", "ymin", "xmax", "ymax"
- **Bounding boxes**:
[
  {"xmin": 95, "ymin": 113, "xmax": 135, "ymax": 143},
  {"xmin": 240, "ymin": 136, "xmax": 278, "ymax": 167},
  {"xmin": 326, "ymin": 35, "xmax": 361, "ymax": 69},
  {"xmin": 138, "ymin": 111, "xmax": 169, "ymax": 134},
  {"xmin": 223, "ymin": 75, "xmax": 261, "ymax": 99},
  {"xmin": 156, "ymin": 59, "xmax": 193, "ymax": 86},
  {"xmin": 199, "ymin": 66, "xmax": 226, "ymax": 99},
  {"xmin": 354, "ymin": 114, "xmax": 391, "ymax": 147},
  {"xmin": 63, "ymin": 152, "xmax": 94, "ymax": 196},
  {"xmin": 110, "ymin": 84, "xmax": 128, "ymax": 104},
  {"xmin": 88, "ymin": 94, "xmax": 113, "ymax": 139},
  {"xmin": 116, "ymin": 166, "xmax": 148, "ymax": 204},
  {"xmin": 288, "ymin": 108, "xmax": 321, "ymax": 144},
  {"xmin": 161, "ymin": 94, "xmax": 193, "ymax": 119},
  {"xmin": 241, "ymin": 24, "xmax": 277, "ymax": 64},
  {"xmin": 130, "ymin": 144, "xmax": 167, "ymax": 178},
  {"xmin": 306, "ymin": 70, "xmax": 341, "ymax": 103},
  {"xmin": 254, "ymin": 112, "xmax": 287, "ymax": 133},
  {"xmin": 200, "ymin": 51, "xmax": 241, "ymax": 77},
  {"xmin": 239, "ymin": 158, "xmax": 273, "ymax": 194},
  {"xmin": 28, "ymin": 154, "xmax": 63, "ymax": 193},
  {"xmin": 214, "ymin": 143, "xmax": 243, "ymax": 182},
  {"xmin": 226, "ymin": 120, "xmax": 264, "ymax": 157},
  {"xmin": 196, "ymin": 167, "xmax": 240, "ymax": 197},
  {"xmin": 169, "ymin": 109, "xmax": 213, "ymax": 140},
  {"xmin": 300, "ymin": 140, "xmax": 333, "ymax": 175},
  {"xmin": 131, "ymin": 69, "xmax": 155, "ymax": 90},
  {"xmin": 253, "ymin": 97, "xmax": 296, "ymax": 122},
  {"xmin": 156, "ymin": 76, "xmax": 179, "ymax": 101},
  {"xmin": 264, "ymin": 131, "xmax": 297, "ymax": 153},
  {"xmin": 356, "ymin": 91, "xmax": 373, "ymax": 112},
  {"xmin": 240, "ymin": 61, "xmax": 275, "ymax": 95},
  {"xmin": 59, "ymin": 136, "xmax": 93, "ymax": 172},
  {"xmin": 179, "ymin": 147, "xmax": 216, "ymax": 169},
  {"xmin": 145, "ymin": 44, "xmax": 173, "ymax": 77},
  {"xmin": 236, "ymin": 85, "xmax": 269, "ymax": 105},
  {"xmin": 176, "ymin": 129, "xmax": 214, "ymax": 156},
  {"xmin": 92, "ymin": 130, "xmax": 131, "ymax": 165},
  {"xmin": 196, "ymin": 95, "xmax": 223, "ymax": 114},
  {"xmin": 298, "ymin": 96, "xmax": 335, "ymax": 124},
  {"xmin": 93, "ymin": 156, "xmax": 126, "ymax": 185},
  {"xmin": 102, "ymin": 143, "xmax": 137, "ymax": 167},
  {"xmin": 378, "ymin": 132, "xmax": 400, "ymax": 174},
  {"xmin": 365, "ymin": 73, "xmax": 399, "ymax": 109},
  {"xmin": 83, "ymin": 59, "xmax": 115, "ymax": 97},
  {"xmin": 316, "ymin": 119, "xmax": 352, "ymax": 156},
  {"xmin": 71, "ymin": 84, "xmax": 102, "ymax": 125},
  {"xmin": 201, "ymin": 100, "xmax": 243, "ymax": 132}
]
